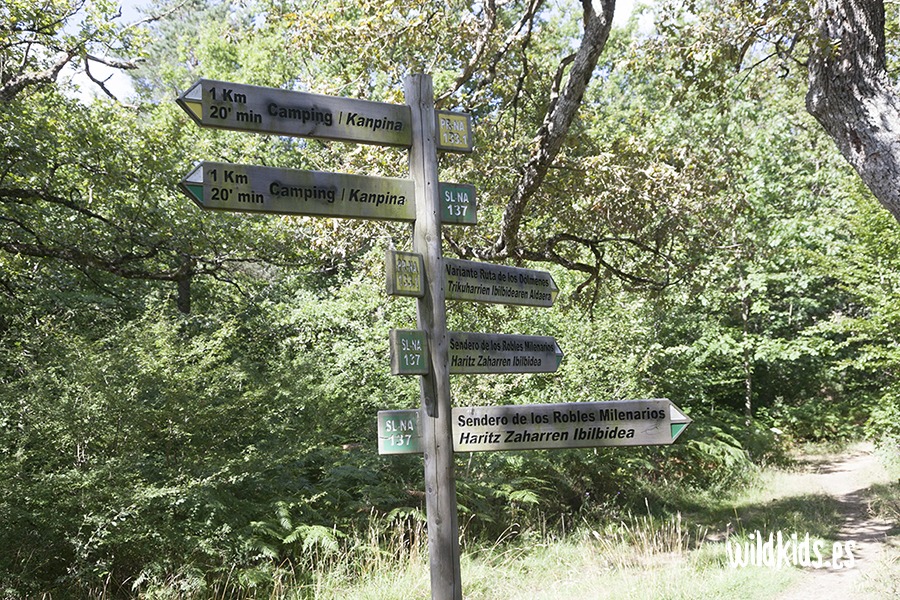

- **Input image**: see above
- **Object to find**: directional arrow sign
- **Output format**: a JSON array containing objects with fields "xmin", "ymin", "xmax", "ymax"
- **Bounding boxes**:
[
  {"xmin": 453, "ymin": 399, "xmax": 692, "ymax": 452},
  {"xmin": 179, "ymin": 161, "xmax": 415, "ymax": 222},
  {"xmin": 177, "ymin": 79, "xmax": 412, "ymax": 147},
  {"xmin": 444, "ymin": 258, "xmax": 558, "ymax": 307},
  {"xmin": 448, "ymin": 332, "xmax": 563, "ymax": 374}
]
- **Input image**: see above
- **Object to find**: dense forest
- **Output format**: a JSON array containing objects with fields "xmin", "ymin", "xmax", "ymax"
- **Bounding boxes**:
[{"xmin": 1, "ymin": 0, "xmax": 899, "ymax": 597}]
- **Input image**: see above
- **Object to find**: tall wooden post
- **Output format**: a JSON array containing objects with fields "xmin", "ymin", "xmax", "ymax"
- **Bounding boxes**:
[{"xmin": 404, "ymin": 74, "xmax": 462, "ymax": 600}]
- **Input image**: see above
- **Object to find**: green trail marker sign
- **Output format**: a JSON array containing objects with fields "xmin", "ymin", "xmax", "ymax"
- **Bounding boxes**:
[
  {"xmin": 389, "ymin": 329, "xmax": 429, "ymax": 376},
  {"xmin": 386, "ymin": 250, "xmax": 425, "ymax": 297},
  {"xmin": 179, "ymin": 161, "xmax": 416, "ymax": 222},
  {"xmin": 444, "ymin": 258, "xmax": 558, "ymax": 307},
  {"xmin": 377, "ymin": 409, "xmax": 423, "ymax": 455},
  {"xmin": 439, "ymin": 182, "xmax": 477, "ymax": 225},
  {"xmin": 435, "ymin": 110, "xmax": 473, "ymax": 153},
  {"xmin": 177, "ymin": 79, "xmax": 413, "ymax": 147},
  {"xmin": 453, "ymin": 399, "xmax": 692, "ymax": 452},
  {"xmin": 448, "ymin": 332, "xmax": 563, "ymax": 374}
]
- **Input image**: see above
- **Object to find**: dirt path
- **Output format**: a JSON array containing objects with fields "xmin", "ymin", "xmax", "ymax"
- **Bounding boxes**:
[{"xmin": 773, "ymin": 443, "xmax": 896, "ymax": 600}]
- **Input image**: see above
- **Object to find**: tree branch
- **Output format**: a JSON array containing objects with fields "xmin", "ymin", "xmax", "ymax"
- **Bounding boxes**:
[
  {"xmin": 476, "ymin": 0, "xmax": 616, "ymax": 260},
  {"xmin": 435, "ymin": 0, "xmax": 499, "ymax": 106},
  {"xmin": 0, "ymin": 49, "xmax": 78, "ymax": 101},
  {"xmin": 480, "ymin": 0, "xmax": 547, "ymax": 90},
  {"xmin": 1, "ymin": 187, "xmax": 123, "ymax": 232}
]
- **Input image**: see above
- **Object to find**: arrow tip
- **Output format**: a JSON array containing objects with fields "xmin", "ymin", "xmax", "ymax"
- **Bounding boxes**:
[
  {"xmin": 549, "ymin": 274, "xmax": 559, "ymax": 303},
  {"xmin": 555, "ymin": 342, "xmax": 564, "ymax": 369},
  {"xmin": 669, "ymin": 404, "xmax": 690, "ymax": 423},
  {"xmin": 668, "ymin": 401, "xmax": 691, "ymax": 442},
  {"xmin": 671, "ymin": 422, "xmax": 689, "ymax": 441},
  {"xmin": 178, "ymin": 164, "xmax": 204, "ymax": 207},
  {"xmin": 182, "ymin": 101, "xmax": 203, "ymax": 121},
  {"xmin": 176, "ymin": 80, "xmax": 203, "ymax": 124}
]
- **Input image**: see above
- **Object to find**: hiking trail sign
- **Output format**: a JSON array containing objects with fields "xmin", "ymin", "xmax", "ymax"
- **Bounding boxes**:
[
  {"xmin": 385, "ymin": 250, "xmax": 425, "ymax": 298},
  {"xmin": 389, "ymin": 329, "xmax": 429, "ymax": 376},
  {"xmin": 435, "ymin": 110, "xmax": 473, "ymax": 152},
  {"xmin": 177, "ymin": 79, "xmax": 413, "ymax": 146},
  {"xmin": 453, "ymin": 399, "xmax": 692, "ymax": 452},
  {"xmin": 444, "ymin": 258, "xmax": 557, "ymax": 307},
  {"xmin": 439, "ymin": 182, "xmax": 477, "ymax": 225},
  {"xmin": 179, "ymin": 162, "xmax": 415, "ymax": 221},
  {"xmin": 377, "ymin": 409, "xmax": 423, "ymax": 455},
  {"xmin": 448, "ymin": 332, "xmax": 563, "ymax": 374},
  {"xmin": 377, "ymin": 399, "xmax": 692, "ymax": 455}
]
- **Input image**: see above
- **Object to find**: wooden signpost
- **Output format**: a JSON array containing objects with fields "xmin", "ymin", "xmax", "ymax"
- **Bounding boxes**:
[
  {"xmin": 405, "ymin": 75, "xmax": 463, "ymax": 599},
  {"xmin": 178, "ymin": 73, "xmax": 690, "ymax": 600},
  {"xmin": 177, "ymin": 74, "xmax": 471, "ymax": 600}
]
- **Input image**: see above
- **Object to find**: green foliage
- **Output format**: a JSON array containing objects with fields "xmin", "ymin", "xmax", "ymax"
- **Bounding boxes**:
[
  {"xmin": 866, "ymin": 393, "xmax": 900, "ymax": 447},
  {"xmin": 0, "ymin": 267, "xmax": 423, "ymax": 596},
  {"xmin": 1, "ymin": 0, "xmax": 149, "ymax": 100}
]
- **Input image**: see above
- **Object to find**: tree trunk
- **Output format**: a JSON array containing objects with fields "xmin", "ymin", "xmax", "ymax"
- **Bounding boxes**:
[
  {"xmin": 807, "ymin": 0, "xmax": 900, "ymax": 223},
  {"xmin": 176, "ymin": 254, "xmax": 193, "ymax": 314}
]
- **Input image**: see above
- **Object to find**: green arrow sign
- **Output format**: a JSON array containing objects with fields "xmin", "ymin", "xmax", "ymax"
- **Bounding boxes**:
[
  {"xmin": 177, "ymin": 79, "xmax": 412, "ymax": 147},
  {"xmin": 444, "ymin": 258, "xmax": 558, "ymax": 307},
  {"xmin": 452, "ymin": 399, "xmax": 692, "ymax": 452},
  {"xmin": 448, "ymin": 332, "xmax": 563, "ymax": 374},
  {"xmin": 179, "ymin": 161, "xmax": 415, "ymax": 222}
]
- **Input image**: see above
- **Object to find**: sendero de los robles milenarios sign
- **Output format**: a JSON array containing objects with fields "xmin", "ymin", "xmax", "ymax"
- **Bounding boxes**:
[
  {"xmin": 376, "ymin": 399, "xmax": 692, "ymax": 455},
  {"xmin": 453, "ymin": 399, "xmax": 692, "ymax": 452},
  {"xmin": 177, "ymin": 79, "xmax": 413, "ymax": 147},
  {"xmin": 180, "ymin": 161, "xmax": 416, "ymax": 221}
]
